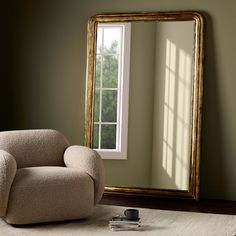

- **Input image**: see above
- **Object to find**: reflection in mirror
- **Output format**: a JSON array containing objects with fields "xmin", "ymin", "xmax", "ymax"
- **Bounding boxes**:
[
  {"xmin": 85, "ymin": 12, "xmax": 204, "ymax": 200},
  {"xmin": 92, "ymin": 22, "xmax": 131, "ymax": 159},
  {"xmin": 152, "ymin": 21, "xmax": 194, "ymax": 190}
]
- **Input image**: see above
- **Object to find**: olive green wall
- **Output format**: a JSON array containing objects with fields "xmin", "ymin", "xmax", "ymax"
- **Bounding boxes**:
[{"xmin": 4, "ymin": 0, "xmax": 236, "ymax": 200}]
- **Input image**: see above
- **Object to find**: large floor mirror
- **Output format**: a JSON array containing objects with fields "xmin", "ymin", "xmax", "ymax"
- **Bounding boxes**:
[{"xmin": 85, "ymin": 11, "xmax": 204, "ymax": 200}]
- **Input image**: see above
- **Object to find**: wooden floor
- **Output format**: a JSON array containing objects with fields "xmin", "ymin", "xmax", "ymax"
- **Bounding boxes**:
[{"xmin": 101, "ymin": 194, "xmax": 236, "ymax": 215}]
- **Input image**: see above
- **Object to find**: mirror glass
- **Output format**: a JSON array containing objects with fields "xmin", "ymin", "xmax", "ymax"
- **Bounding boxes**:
[{"xmin": 85, "ymin": 12, "xmax": 204, "ymax": 200}]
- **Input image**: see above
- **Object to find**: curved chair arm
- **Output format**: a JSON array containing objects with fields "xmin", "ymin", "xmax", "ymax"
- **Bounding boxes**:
[
  {"xmin": 64, "ymin": 146, "xmax": 105, "ymax": 204},
  {"xmin": 0, "ymin": 150, "xmax": 17, "ymax": 216}
]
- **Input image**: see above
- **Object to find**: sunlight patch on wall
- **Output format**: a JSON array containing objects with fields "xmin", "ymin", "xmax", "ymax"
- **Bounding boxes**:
[
  {"xmin": 162, "ymin": 39, "xmax": 192, "ymax": 189},
  {"xmin": 163, "ymin": 39, "xmax": 176, "ymax": 178}
]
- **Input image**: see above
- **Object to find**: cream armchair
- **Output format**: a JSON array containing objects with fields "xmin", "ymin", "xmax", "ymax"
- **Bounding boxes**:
[{"xmin": 0, "ymin": 129, "xmax": 104, "ymax": 225}]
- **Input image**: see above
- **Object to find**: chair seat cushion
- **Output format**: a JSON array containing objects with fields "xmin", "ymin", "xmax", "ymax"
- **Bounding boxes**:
[{"xmin": 5, "ymin": 167, "xmax": 94, "ymax": 225}]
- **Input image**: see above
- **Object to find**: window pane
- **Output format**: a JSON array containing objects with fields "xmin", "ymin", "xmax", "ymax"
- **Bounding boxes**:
[
  {"xmin": 92, "ymin": 124, "xmax": 99, "ymax": 149},
  {"xmin": 94, "ymin": 89, "xmax": 100, "ymax": 122},
  {"xmin": 103, "ymin": 55, "xmax": 118, "ymax": 88},
  {"xmin": 95, "ymin": 55, "xmax": 102, "ymax": 88},
  {"xmin": 103, "ymin": 27, "xmax": 121, "ymax": 54},
  {"xmin": 101, "ymin": 124, "xmax": 116, "ymax": 149},
  {"xmin": 102, "ymin": 90, "xmax": 117, "ymax": 122}
]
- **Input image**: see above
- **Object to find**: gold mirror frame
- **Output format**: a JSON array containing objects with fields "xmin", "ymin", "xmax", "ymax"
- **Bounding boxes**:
[{"xmin": 85, "ymin": 11, "xmax": 204, "ymax": 200}]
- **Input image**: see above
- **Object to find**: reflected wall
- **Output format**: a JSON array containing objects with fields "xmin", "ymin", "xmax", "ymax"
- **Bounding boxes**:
[{"xmin": 152, "ymin": 21, "xmax": 194, "ymax": 190}]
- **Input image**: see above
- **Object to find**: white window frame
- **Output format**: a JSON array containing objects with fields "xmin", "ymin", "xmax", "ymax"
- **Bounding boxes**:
[{"xmin": 94, "ymin": 23, "xmax": 131, "ymax": 160}]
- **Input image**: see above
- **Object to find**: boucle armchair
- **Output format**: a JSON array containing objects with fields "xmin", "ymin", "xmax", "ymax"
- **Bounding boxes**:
[{"xmin": 0, "ymin": 129, "xmax": 104, "ymax": 225}]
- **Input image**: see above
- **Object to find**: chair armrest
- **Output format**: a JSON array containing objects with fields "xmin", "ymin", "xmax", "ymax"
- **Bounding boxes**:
[
  {"xmin": 64, "ymin": 145, "xmax": 105, "ymax": 204},
  {"xmin": 0, "ymin": 150, "xmax": 17, "ymax": 216}
]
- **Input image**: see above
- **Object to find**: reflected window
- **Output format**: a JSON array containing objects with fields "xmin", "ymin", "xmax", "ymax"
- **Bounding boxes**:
[{"xmin": 93, "ymin": 23, "xmax": 131, "ymax": 159}]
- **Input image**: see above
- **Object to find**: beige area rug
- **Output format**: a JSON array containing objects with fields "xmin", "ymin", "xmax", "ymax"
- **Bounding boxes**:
[{"xmin": 1, "ymin": 204, "xmax": 236, "ymax": 236}]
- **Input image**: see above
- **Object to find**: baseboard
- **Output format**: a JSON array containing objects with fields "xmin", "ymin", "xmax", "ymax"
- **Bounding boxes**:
[{"xmin": 100, "ymin": 194, "xmax": 236, "ymax": 215}]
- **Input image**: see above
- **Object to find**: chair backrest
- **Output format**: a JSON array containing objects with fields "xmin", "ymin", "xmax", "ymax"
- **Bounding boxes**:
[{"xmin": 0, "ymin": 129, "xmax": 69, "ymax": 168}]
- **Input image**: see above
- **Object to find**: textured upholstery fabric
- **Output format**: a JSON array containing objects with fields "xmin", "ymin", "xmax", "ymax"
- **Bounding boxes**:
[
  {"xmin": 5, "ymin": 167, "xmax": 94, "ymax": 225},
  {"xmin": 0, "ymin": 129, "xmax": 104, "ymax": 225},
  {"xmin": 0, "ymin": 151, "xmax": 17, "ymax": 216},
  {"xmin": 0, "ymin": 130, "xmax": 69, "ymax": 168},
  {"xmin": 64, "ymin": 146, "xmax": 105, "ymax": 204}
]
